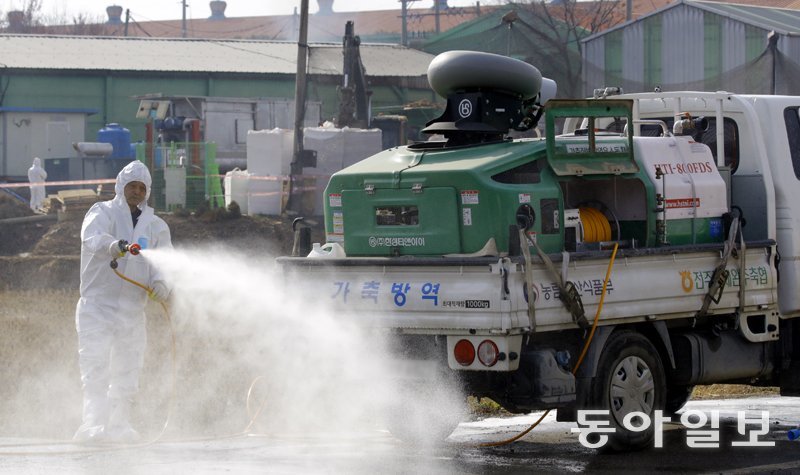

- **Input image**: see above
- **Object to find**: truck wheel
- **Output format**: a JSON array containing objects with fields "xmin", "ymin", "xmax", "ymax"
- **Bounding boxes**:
[
  {"xmin": 664, "ymin": 384, "xmax": 694, "ymax": 415},
  {"xmin": 588, "ymin": 330, "xmax": 666, "ymax": 451}
]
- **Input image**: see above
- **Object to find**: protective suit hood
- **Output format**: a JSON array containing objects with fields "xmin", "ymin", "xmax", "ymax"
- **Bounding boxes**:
[
  {"xmin": 114, "ymin": 161, "xmax": 152, "ymax": 208},
  {"xmin": 32, "ymin": 157, "xmax": 41, "ymax": 168}
]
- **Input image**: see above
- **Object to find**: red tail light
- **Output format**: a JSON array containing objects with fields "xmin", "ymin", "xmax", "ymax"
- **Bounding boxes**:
[{"xmin": 454, "ymin": 339, "xmax": 475, "ymax": 366}]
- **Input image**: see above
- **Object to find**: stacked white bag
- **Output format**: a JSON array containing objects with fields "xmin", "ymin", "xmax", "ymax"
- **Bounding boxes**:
[
  {"xmin": 245, "ymin": 126, "xmax": 382, "ymax": 215},
  {"xmin": 245, "ymin": 128, "xmax": 293, "ymax": 215}
]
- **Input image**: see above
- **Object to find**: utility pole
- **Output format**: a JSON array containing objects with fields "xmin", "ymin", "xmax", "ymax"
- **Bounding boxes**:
[
  {"xmin": 287, "ymin": 0, "xmax": 312, "ymax": 214},
  {"xmin": 434, "ymin": 0, "xmax": 440, "ymax": 35},
  {"xmin": 400, "ymin": 0, "xmax": 408, "ymax": 46},
  {"xmin": 626, "ymin": 0, "xmax": 632, "ymax": 21},
  {"xmin": 124, "ymin": 9, "xmax": 130, "ymax": 36}
]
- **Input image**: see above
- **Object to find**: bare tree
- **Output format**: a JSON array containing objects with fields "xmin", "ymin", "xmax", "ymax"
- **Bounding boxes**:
[
  {"xmin": 1, "ymin": 0, "xmax": 105, "ymax": 35},
  {"xmin": 0, "ymin": 0, "xmax": 43, "ymax": 32},
  {"xmin": 20, "ymin": 0, "xmax": 43, "ymax": 30},
  {"xmin": 515, "ymin": 0, "xmax": 623, "ymax": 98}
]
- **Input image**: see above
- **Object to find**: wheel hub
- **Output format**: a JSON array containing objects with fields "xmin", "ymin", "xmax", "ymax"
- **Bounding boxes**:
[{"xmin": 609, "ymin": 355, "xmax": 655, "ymax": 424}]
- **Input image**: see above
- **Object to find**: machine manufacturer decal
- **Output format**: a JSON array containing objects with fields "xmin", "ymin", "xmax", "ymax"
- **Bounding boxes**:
[
  {"xmin": 666, "ymin": 198, "xmax": 701, "ymax": 209},
  {"xmin": 462, "ymin": 208, "xmax": 472, "ymax": 226},
  {"xmin": 652, "ymin": 161, "xmax": 714, "ymax": 174},
  {"xmin": 539, "ymin": 280, "xmax": 614, "ymax": 301},
  {"xmin": 680, "ymin": 271, "xmax": 693, "ymax": 293},
  {"xmin": 332, "ymin": 211, "xmax": 344, "ymax": 234},
  {"xmin": 566, "ymin": 143, "xmax": 628, "ymax": 154},
  {"xmin": 328, "ymin": 193, "xmax": 342, "ymax": 207},
  {"xmin": 458, "ymin": 99, "xmax": 473, "ymax": 118},
  {"xmin": 368, "ymin": 236, "xmax": 426, "ymax": 247},
  {"xmin": 519, "ymin": 193, "xmax": 531, "ymax": 204},
  {"xmin": 461, "ymin": 190, "xmax": 479, "ymax": 204},
  {"xmin": 680, "ymin": 267, "xmax": 769, "ymax": 293}
]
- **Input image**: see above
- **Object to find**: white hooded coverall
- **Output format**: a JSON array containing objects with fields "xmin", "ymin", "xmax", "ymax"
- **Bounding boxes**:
[
  {"xmin": 74, "ymin": 160, "xmax": 172, "ymax": 441},
  {"xmin": 27, "ymin": 157, "xmax": 47, "ymax": 212}
]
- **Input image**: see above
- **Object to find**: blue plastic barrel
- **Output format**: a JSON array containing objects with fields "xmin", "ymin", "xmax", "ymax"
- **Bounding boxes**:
[
  {"xmin": 789, "ymin": 428, "xmax": 800, "ymax": 441},
  {"xmin": 97, "ymin": 123, "xmax": 132, "ymax": 160}
]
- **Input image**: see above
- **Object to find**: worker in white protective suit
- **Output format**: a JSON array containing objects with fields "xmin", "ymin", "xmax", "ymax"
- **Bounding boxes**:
[
  {"xmin": 27, "ymin": 157, "xmax": 47, "ymax": 212},
  {"xmin": 73, "ymin": 160, "xmax": 172, "ymax": 443}
]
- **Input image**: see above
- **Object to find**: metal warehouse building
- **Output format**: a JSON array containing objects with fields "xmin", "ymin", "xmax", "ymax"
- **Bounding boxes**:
[
  {"xmin": 581, "ymin": 0, "xmax": 800, "ymax": 96},
  {"xmin": 0, "ymin": 34, "xmax": 435, "ymax": 178}
]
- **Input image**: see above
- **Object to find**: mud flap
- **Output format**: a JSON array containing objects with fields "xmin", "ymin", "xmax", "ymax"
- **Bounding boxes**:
[
  {"xmin": 780, "ymin": 361, "xmax": 800, "ymax": 396},
  {"xmin": 780, "ymin": 319, "xmax": 800, "ymax": 396}
]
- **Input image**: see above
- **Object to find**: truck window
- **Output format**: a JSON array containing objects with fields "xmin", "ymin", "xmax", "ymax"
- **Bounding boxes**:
[{"xmin": 784, "ymin": 107, "xmax": 800, "ymax": 179}]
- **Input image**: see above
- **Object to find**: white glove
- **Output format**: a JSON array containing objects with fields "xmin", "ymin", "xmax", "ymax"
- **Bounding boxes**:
[
  {"xmin": 149, "ymin": 281, "xmax": 171, "ymax": 302},
  {"xmin": 108, "ymin": 240, "xmax": 127, "ymax": 258}
]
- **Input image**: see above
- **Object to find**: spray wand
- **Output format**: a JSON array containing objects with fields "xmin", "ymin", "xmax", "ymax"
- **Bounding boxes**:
[{"xmin": 109, "ymin": 240, "xmax": 158, "ymax": 296}]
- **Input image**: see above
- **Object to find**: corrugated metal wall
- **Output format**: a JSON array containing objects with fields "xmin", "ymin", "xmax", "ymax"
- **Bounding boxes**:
[
  {"xmin": 622, "ymin": 23, "xmax": 644, "ymax": 89},
  {"xmin": 582, "ymin": 3, "xmax": 800, "ymax": 96},
  {"xmin": 582, "ymin": 37, "xmax": 605, "ymax": 95},
  {"xmin": 661, "ymin": 5, "xmax": 705, "ymax": 89}
]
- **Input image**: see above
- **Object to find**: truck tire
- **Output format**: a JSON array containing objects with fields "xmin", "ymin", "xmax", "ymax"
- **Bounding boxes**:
[
  {"xmin": 664, "ymin": 384, "xmax": 694, "ymax": 415},
  {"xmin": 588, "ymin": 330, "xmax": 666, "ymax": 451}
]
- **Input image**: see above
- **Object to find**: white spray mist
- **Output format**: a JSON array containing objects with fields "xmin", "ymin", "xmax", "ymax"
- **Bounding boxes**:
[{"xmin": 139, "ymin": 245, "xmax": 467, "ymax": 443}]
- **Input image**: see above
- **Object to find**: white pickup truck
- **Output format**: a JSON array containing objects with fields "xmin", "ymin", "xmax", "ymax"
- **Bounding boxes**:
[{"xmin": 278, "ymin": 51, "xmax": 800, "ymax": 450}]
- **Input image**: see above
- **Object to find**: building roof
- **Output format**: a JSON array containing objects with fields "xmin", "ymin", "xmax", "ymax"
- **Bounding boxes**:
[
  {"xmin": 423, "ymin": 6, "xmax": 583, "ymax": 56},
  {"xmin": 690, "ymin": 0, "xmax": 800, "ymax": 34},
  {"xmin": 40, "ymin": 5, "xmax": 491, "ymax": 43},
  {"xmin": 583, "ymin": 0, "xmax": 800, "ymax": 42},
  {"xmin": 23, "ymin": 1, "xmax": 800, "ymax": 44},
  {"xmin": 0, "ymin": 34, "xmax": 433, "ymax": 77}
]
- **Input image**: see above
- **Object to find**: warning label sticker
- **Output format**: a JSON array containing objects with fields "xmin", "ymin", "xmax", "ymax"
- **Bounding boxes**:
[{"xmin": 461, "ymin": 190, "xmax": 479, "ymax": 205}]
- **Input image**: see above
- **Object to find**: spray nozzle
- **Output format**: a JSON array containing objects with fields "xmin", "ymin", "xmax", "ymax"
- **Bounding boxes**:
[
  {"xmin": 116, "ymin": 240, "xmax": 141, "ymax": 256},
  {"xmin": 110, "ymin": 241, "xmax": 142, "ymax": 268}
]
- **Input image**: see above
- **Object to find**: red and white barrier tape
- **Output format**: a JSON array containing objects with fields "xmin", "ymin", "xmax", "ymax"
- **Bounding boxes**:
[{"xmin": 0, "ymin": 178, "xmax": 116, "ymax": 189}]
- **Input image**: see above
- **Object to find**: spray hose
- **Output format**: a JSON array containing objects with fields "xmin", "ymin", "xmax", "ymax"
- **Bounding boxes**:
[
  {"xmin": 110, "ymin": 255, "xmax": 177, "ymax": 448},
  {"xmin": 476, "ymin": 242, "xmax": 619, "ymax": 448}
]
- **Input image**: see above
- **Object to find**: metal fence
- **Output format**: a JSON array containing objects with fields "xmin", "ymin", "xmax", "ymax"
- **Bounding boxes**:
[{"xmin": 135, "ymin": 142, "xmax": 224, "ymax": 212}]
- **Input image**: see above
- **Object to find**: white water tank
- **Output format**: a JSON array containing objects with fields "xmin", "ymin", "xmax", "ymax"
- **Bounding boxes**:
[{"xmin": 635, "ymin": 136, "xmax": 728, "ymax": 220}]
